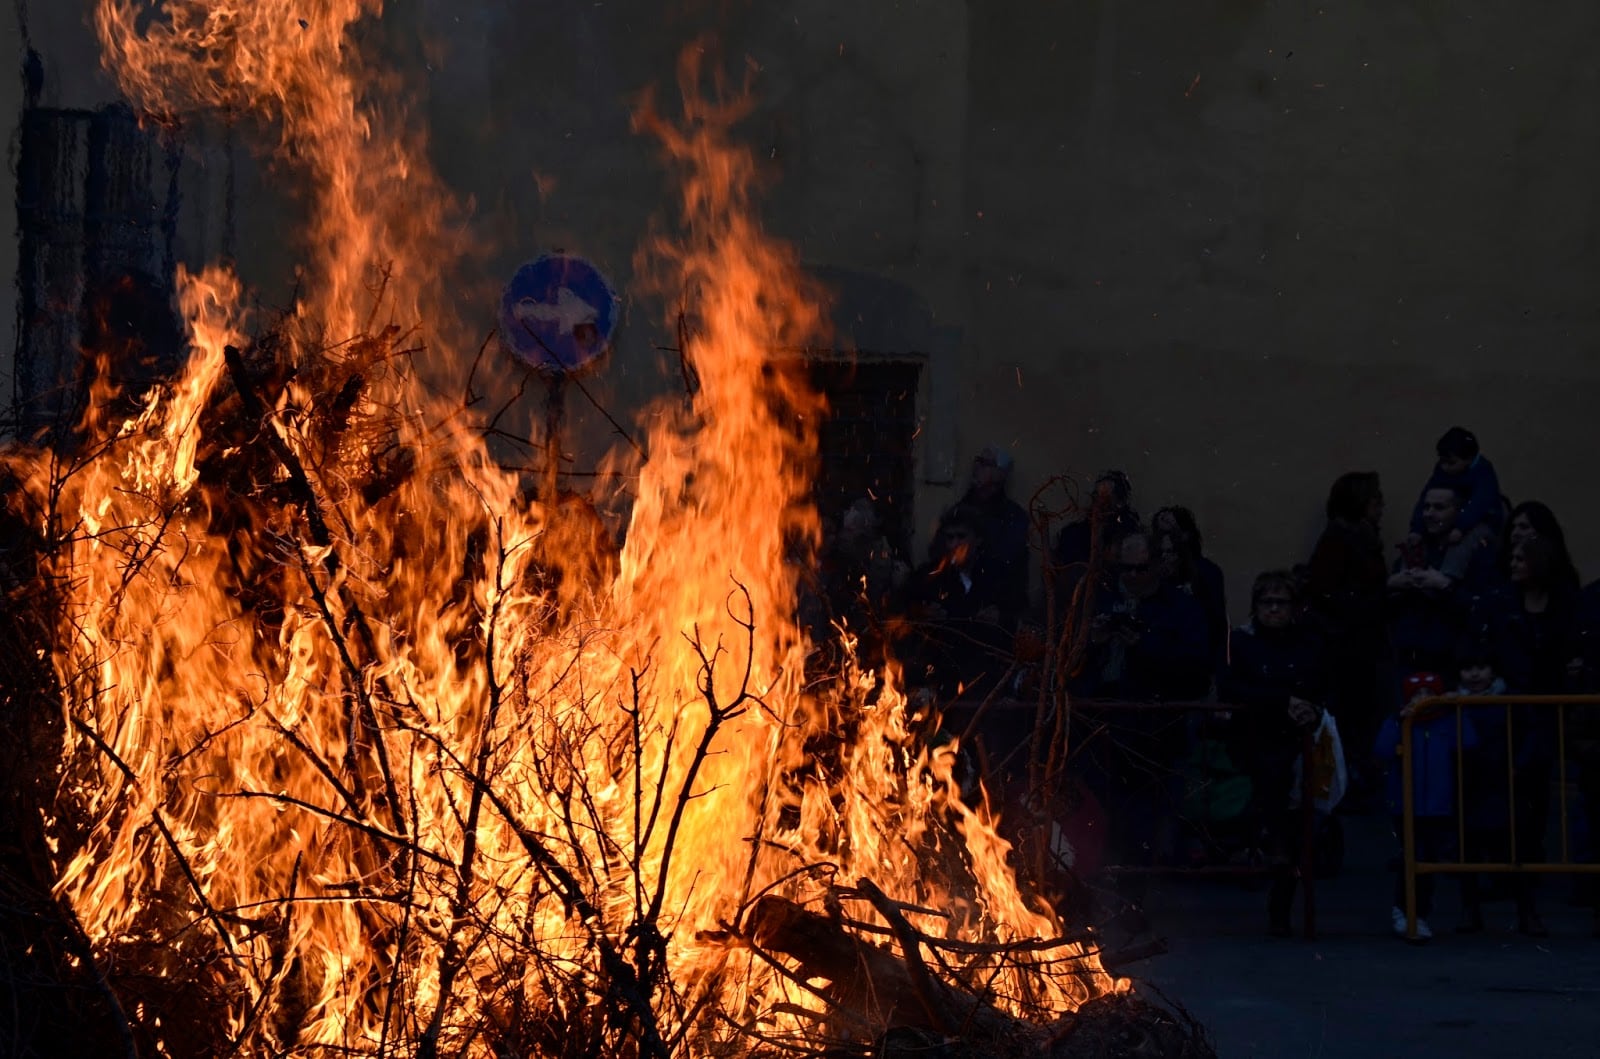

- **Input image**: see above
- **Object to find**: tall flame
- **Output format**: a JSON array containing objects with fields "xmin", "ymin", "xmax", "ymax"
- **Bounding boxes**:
[{"xmin": 8, "ymin": 2, "xmax": 1120, "ymax": 1054}]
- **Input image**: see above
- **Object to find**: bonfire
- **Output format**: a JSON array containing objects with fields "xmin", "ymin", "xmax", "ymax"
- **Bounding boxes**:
[{"xmin": 0, "ymin": 2, "xmax": 1211, "ymax": 1056}]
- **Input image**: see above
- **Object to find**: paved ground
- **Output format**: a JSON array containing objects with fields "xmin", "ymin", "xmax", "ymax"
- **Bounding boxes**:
[{"xmin": 1127, "ymin": 814, "xmax": 1600, "ymax": 1057}]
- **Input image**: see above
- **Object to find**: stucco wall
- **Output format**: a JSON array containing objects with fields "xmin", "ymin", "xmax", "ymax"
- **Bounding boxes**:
[
  {"xmin": 957, "ymin": 0, "xmax": 1600, "ymax": 614},
  {"xmin": 8, "ymin": 0, "xmax": 1600, "ymax": 619},
  {"xmin": 403, "ymin": 0, "xmax": 969, "ymax": 484}
]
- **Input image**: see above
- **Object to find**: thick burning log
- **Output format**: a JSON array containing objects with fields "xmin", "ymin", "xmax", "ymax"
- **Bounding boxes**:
[
  {"xmin": 744, "ymin": 890, "xmax": 1214, "ymax": 1058},
  {"xmin": 12, "ymin": 1, "xmax": 1206, "ymax": 1052},
  {"xmin": 746, "ymin": 891, "xmax": 1036, "ymax": 1045}
]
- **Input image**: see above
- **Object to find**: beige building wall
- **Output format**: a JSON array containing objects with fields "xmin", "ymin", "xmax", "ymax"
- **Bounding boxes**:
[
  {"xmin": 953, "ymin": 2, "xmax": 1600, "ymax": 616},
  {"xmin": 397, "ymin": 0, "xmax": 972, "ymax": 486},
  {"xmin": 8, "ymin": 1, "xmax": 1599, "ymax": 618}
]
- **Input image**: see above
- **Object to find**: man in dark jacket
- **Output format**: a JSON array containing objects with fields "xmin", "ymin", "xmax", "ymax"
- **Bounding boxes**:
[
  {"xmin": 1069, "ymin": 531, "xmax": 1210, "ymax": 895},
  {"xmin": 1055, "ymin": 470, "xmax": 1140, "ymax": 571},
  {"xmin": 958, "ymin": 446, "xmax": 1031, "ymax": 622},
  {"xmin": 1388, "ymin": 483, "xmax": 1497, "ymax": 676},
  {"xmin": 901, "ymin": 505, "xmax": 1016, "ymax": 699},
  {"xmin": 1081, "ymin": 531, "xmax": 1212, "ymax": 702},
  {"xmin": 1406, "ymin": 427, "xmax": 1503, "ymax": 582}
]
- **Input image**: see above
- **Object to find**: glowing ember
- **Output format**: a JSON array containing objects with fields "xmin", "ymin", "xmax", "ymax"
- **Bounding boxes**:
[{"xmin": 8, "ymin": 1, "xmax": 1119, "ymax": 1054}]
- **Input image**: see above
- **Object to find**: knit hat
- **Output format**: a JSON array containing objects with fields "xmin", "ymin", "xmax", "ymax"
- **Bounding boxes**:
[
  {"xmin": 1402, "ymin": 671, "xmax": 1446, "ymax": 701},
  {"xmin": 975, "ymin": 445, "xmax": 1013, "ymax": 472},
  {"xmin": 1436, "ymin": 427, "xmax": 1479, "ymax": 462}
]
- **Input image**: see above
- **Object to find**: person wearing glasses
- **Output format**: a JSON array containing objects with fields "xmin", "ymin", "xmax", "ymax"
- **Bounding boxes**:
[
  {"xmin": 1221, "ymin": 571, "xmax": 1331, "ymax": 935},
  {"xmin": 1082, "ymin": 531, "xmax": 1212, "ymax": 703},
  {"xmin": 1072, "ymin": 530, "xmax": 1212, "ymax": 918}
]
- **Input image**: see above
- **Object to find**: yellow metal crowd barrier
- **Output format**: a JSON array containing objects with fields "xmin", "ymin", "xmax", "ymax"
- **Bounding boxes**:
[
  {"xmin": 1399, "ymin": 693, "xmax": 1600, "ymax": 940},
  {"xmin": 1075, "ymin": 699, "xmax": 1322, "ymax": 940},
  {"xmin": 945, "ymin": 697, "xmax": 1325, "ymax": 939}
]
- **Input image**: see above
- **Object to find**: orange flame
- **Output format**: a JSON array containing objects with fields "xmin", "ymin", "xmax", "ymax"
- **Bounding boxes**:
[{"xmin": 7, "ymin": 2, "xmax": 1122, "ymax": 1054}]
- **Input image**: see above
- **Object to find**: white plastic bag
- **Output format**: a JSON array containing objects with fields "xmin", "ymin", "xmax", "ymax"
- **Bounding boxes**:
[{"xmin": 1290, "ymin": 711, "xmax": 1348, "ymax": 814}]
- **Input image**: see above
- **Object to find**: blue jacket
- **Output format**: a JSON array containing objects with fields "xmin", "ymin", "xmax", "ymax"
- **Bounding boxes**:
[
  {"xmin": 1377, "ymin": 708, "xmax": 1478, "ymax": 819},
  {"xmin": 1409, "ymin": 454, "xmax": 1503, "ymax": 535}
]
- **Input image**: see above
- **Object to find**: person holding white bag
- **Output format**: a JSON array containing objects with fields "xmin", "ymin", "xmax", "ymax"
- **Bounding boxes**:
[{"xmin": 1221, "ymin": 571, "xmax": 1333, "ymax": 937}]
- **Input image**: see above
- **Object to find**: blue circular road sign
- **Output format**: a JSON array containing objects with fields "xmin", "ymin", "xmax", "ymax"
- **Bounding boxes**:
[{"xmin": 499, "ymin": 254, "xmax": 620, "ymax": 373}]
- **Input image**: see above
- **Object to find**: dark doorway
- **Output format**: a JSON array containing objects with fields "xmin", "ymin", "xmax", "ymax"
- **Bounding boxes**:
[{"xmin": 13, "ymin": 104, "xmax": 183, "ymax": 440}]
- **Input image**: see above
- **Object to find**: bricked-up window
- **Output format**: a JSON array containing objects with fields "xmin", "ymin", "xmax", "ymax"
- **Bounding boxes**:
[
  {"xmin": 807, "ymin": 358, "xmax": 922, "ymax": 558},
  {"xmin": 13, "ymin": 104, "xmax": 182, "ymax": 440}
]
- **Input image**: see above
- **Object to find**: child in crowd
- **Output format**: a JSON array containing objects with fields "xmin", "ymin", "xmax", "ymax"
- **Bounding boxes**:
[
  {"xmin": 1406, "ymin": 427, "xmax": 1503, "ymax": 580},
  {"xmin": 1452, "ymin": 641, "xmax": 1507, "ymax": 933},
  {"xmin": 1376, "ymin": 671, "xmax": 1477, "ymax": 941}
]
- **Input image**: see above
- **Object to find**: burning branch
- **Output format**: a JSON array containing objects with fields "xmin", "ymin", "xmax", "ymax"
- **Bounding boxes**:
[{"xmin": 0, "ymin": 4, "xmax": 1208, "ymax": 1054}]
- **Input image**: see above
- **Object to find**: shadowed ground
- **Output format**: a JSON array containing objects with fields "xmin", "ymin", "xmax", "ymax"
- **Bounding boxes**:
[{"xmin": 1136, "ymin": 813, "xmax": 1600, "ymax": 1057}]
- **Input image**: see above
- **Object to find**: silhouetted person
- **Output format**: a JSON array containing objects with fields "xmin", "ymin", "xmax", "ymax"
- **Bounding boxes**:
[
  {"xmin": 1404, "ymin": 427, "xmax": 1503, "ymax": 582},
  {"xmin": 1453, "ymin": 638, "xmax": 1509, "ymax": 935},
  {"xmin": 1469, "ymin": 535, "xmax": 1581, "ymax": 936},
  {"xmin": 1498, "ymin": 500, "xmax": 1579, "ymax": 593},
  {"xmin": 1053, "ymin": 470, "xmax": 1139, "ymax": 604},
  {"xmin": 1221, "ymin": 571, "xmax": 1329, "ymax": 936},
  {"xmin": 1081, "ymin": 531, "xmax": 1212, "ymax": 703},
  {"xmin": 957, "ymin": 446, "xmax": 1031, "ymax": 621},
  {"xmin": 1305, "ymin": 471, "xmax": 1392, "ymax": 804},
  {"xmin": 1376, "ymin": 671, "xmax": 1477, "ymax": 942},
  {"xmin": 1072, "ymin": 530, "xmax": 1209, "ymax": 903},
  {"xmin": 1154, "ymin": 506, "xmax": 1227, "ymax": 681},
  {"xmin": 901, "ymin": 505, "xmax": 1015, "ymax": 699},
  {"xmin": 1572, "ymin": 584, "xmax": 1600, "ymax": 936},
  {"xmin": 1388, "ymin": 483, "xmax": 1494, "ymax": 678}
]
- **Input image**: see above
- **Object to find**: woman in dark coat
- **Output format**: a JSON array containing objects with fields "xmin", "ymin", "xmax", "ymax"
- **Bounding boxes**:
[
  {"xmin": 1154, "ymin": 506, "xmax": 1228, "ymax": 681},
  {"xmin": 1470, "ymin": 536, "xmax": 1581, "ymax": 935},
  {"xmin": 1304, "ymin": 472, "xmax": 1392, "ymax": 804},
  {"xmin": 1221, "ymin": 571, "xmax": 1330, "ymax": 935},
  {"xmin": 1498, "ymin": 500, "xmax": 1579, "ymax": 593}
]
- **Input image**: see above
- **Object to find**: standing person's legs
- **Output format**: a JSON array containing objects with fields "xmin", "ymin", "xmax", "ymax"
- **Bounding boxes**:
[
  {"xmin": 1580, "ymin": 757, "xmax": 1600, "ymax": 934},
  {"xmin": 1458, "ymin": 823, "xmax": 1490, "ymax": 932},
  {"xmin": 1096, "ymin": 722, "xmax": 1159, "ymax": 919},
  {"xmin": 1251, "ymin": 748, "xmax": 1300, "ymax": 935},
  {"xmin": 1512, "ymin": 760, "xmax": 1553, "ymax": 935},
  {"xmin": 1394, "ymin": 817, "xmax": 1448, "ymax": 921},
  {"xmin": 1329, "ymin": 650, "xmax": 1383, "ymax": 810}
]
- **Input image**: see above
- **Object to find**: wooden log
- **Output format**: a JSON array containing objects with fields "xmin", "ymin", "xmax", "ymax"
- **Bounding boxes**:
[
  {"xmin": 744, "ymin": 893, "xmax": 1045, "ymax": 1049},
  {"xmin": 744, "ymin": 893, "xmax": 1216, "ymax": 1058}
]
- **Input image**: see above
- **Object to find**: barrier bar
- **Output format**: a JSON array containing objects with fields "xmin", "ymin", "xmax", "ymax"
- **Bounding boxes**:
[
  {"xmin": 1074, "ymin": 698, "xmax": 1321, "ymax": 940},
  {"xmin": 1400, "ymin": 693, "xmax": 1600, "ymax": 941}
]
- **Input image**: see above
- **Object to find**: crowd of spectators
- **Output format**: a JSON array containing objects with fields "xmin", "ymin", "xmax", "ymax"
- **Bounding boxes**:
[{"xmin": 802, "ymin": 427, "xmax": 1600, "ymax": 942}]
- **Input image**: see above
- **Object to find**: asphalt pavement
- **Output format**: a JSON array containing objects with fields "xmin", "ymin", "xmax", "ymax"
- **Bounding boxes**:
[{"xmin": 1129, "ymin": 813, "xmax": 1600, "ymax": 1058}]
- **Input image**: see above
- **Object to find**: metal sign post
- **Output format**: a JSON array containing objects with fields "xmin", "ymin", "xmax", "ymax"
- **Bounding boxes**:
[{"xmin": 498, "ymin": 254, "xmax": 620, "ymax": 503}]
